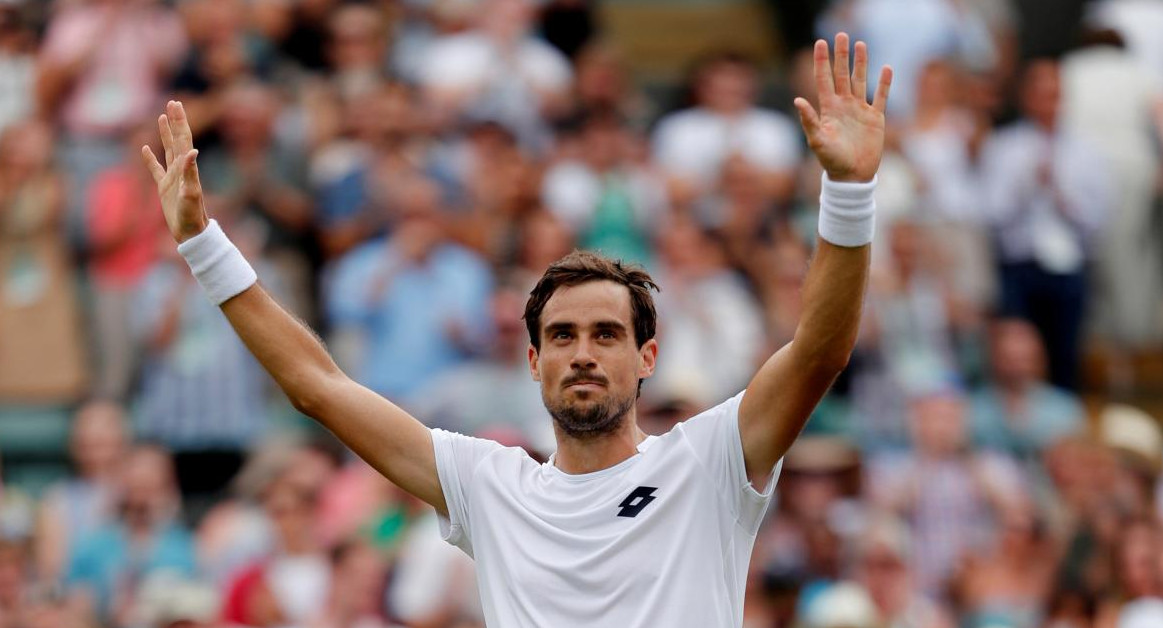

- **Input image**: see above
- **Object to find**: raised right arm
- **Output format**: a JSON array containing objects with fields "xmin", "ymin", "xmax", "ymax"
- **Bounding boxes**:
[{"xmin": 142, "ymin": 101, "xmax": 448, "ymax": 516}]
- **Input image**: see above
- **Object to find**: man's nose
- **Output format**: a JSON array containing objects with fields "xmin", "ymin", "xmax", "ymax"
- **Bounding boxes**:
[{"xmin": 570, "ymin": 338, "xmax": 597, "ymax": 369}]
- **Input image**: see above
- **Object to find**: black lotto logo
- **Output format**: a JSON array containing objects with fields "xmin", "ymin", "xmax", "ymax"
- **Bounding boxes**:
[{"xmin": 617, "ymin": 486, "xmax": 658, "ymax": 518}]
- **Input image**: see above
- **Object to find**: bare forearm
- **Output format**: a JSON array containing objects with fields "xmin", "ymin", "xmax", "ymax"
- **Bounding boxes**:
[
  {"xmin": 792, "ymin": 239, "xmax": 869, "ymax": 368},
  {"xmin": 219, "ymin": 283, "xmax": 341, "ymax": 409}
]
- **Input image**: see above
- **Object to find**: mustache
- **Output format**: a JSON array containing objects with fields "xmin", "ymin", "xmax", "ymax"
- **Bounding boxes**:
[{"xmin": 562, "ymin": 372, "xmax": 609, "ymax": 387}]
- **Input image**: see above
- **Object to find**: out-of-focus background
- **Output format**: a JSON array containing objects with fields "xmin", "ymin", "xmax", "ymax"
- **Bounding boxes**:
[{"xmin": 1, "ymin": 0, "xmax": 1163, "ymax": 626}]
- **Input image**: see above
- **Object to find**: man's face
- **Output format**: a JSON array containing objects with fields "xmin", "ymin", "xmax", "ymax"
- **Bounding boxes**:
[{"xmin": 529, "ymin": 281, "xmax": 657, "ymax": 440}]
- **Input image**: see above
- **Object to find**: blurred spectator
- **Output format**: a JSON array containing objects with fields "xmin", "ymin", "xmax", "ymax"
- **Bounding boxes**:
[
  {"xmin": 65, "ymin": 445, "xmax": 196, "ymax": 626},
  {"xmin": 130, "ymin": 230, "xmax": 276, "ymax": 504},
  {"xmin": 85, "ymin": 122, "xmax": 167, "ymax": 401},
  {"xmin": 35, "ymin": 400, "xmax": 129, "ymax": 584},
  {"xmin": 970, "ymin": 318, "xmax": 1085, "ymax": 462},
  {"xmin": 170, "ymin": 0, "xmax": 280, "ymax": 140},
  {"xmin": 0, "ymin": 119, "xmax": 88, "ymax": 403},
  {"xmin": 569, "ymin": 43, "xmax": 655, "ymax": 132},
  {"xmin": 1061, "ymin": 27, "xmax": 1163, "ymax": 384},
  {"xmin": 652, "ymin": 51, "xmax": 801, "ymax": 224},
  {"xmin": 410, "ymin": 280, "xmax": 555, "ymax": 453},
  {"xmin": 324, "ymin": 176, "xmax": 493, "ymax": 404},
  {"xmin": 979, "ymin": 58, "xmax": 1110, "ymax": 391},
  {"xmin": 36, "ymin": 0, "xmax": 188, "ymax": 236},
  {"xmin": 853, "ymin": 515, "xmax": 954, "ymax": 628},
  {"xmin": 222, "ymin": 467, "xmax": 330, "ymax": 627},
  {"xmin": 198, "ymin": 81, "xmax": 314, "ymax": 320},
  {"xmin": 307, "ymin": 539, "xmax": 392, "ymax": 628},
  {"xmin": 326, "ymin": 4, "xmax": 389, "ymax": 100},
  {"xmin": 418, "ymin": 0, "xmax": 573, "ymax": 153},
  {"xmin": 1111, "ymin": 519, "xmax": 1163, "ymax": 628},
  {"xmin": 541, "ymin": 107, "xmax": 667, "ymax": 266},
  {"xmin": 651, "ymin": 217, "xmax": 766, "ymax": 407},
  {"xmin": 0, "ymin": 1, "xmax": 34, "ymax": 136},
  {"xmin": 132, "ymin": 572, "xmax": 221, "ymax": 628},
  {"xmin": 953, "ymin": 505, "xmax": 1058, "ymax": 628},
  {"xmin": 852, "ymin": 218, "xmax": 967, "ymax": 449},
  {"xmin": 310, "ymin": 82, "xmax": 426, "ymax": 260},
  {"xmin": 818, "ymin": 0, "xmax": 998, "ymax": 119},
  {"xmin": 388, "ymin": 511, "xmax": 483, "ymax": 628},
  {"xmin": 900, "ymin": 59, "xmax": 994, "ymax": 309},
  {"xmin": 868, "ymin": 390, "xmax": 1027, "ymax": 594}
]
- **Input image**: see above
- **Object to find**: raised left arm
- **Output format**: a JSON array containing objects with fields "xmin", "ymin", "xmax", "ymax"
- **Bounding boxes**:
[{"xmin": 739, "ymin": 33, "xmax": 892, "ymax": 484}]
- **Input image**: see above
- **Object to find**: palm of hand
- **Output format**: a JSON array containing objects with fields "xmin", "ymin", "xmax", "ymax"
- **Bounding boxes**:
[
  {"xmin": 141, "ymin": 101, "xmax": 209, "ymax": 243},
  {"xmin": 794, "ymin": 34, "xmax": 892, "ymax": 183}
]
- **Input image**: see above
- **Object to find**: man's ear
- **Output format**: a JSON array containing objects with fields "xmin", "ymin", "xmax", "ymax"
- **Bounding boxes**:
[
  {"xmin": 638, "ymin": 338, "xmax": 658, "ymax": 379},
  {"xmin": 528, "ymin": 344, "xmax": 541, "ymax": 382}
]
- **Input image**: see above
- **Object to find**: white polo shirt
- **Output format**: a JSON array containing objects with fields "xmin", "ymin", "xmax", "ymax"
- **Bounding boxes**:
[{"xmin": 431, "ymin": 392, "xmax": 780, "ymax": 627}]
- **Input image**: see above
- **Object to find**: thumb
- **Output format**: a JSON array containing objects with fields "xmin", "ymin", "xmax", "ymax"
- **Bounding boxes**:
[{"xmin": 794, "ymin": 97, "xmax": 821, "ymax": 140}]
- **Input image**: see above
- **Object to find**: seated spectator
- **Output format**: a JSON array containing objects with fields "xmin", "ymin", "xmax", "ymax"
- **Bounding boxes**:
[
  {"xmin": 65, "ymin": 445, "xmax": 196, "ymax": 626},
  {"xmin": 651, "ymin": 51, "xmax": 801, "ymax": 222},
  {"xmin": 868, "ymin": 390, "xmax": 1027, "ymax": 595},
  {"xmin": 35, "ymin": 400, "xmax": 129, "ymax": 584},
  {"xmin": 853, "ymin": 515, "xmax": 954, "ymax": 628},
  {"xmin": 222, "ymin": 467, "xmax": 330, "ymax": 627},
  {"xmin": 325, "ymin": 177, "xmax": 494, "ymax": 404},
  {"xmin": 417, "ymin": 0, "xmax": 573, "ymax": 153},
  {"xmin": 306, "ymin": 538, "xmax": 392, "ymax": 628},
  {"xmin": 970, "ymin": 318, "xmax": 1085, "ymax": 461},
  {"xmin": 0, "ymin": 119, "xmax": 88, "ymax": 403},
  {"xmin": 388, "ymin": 510, "xmax": 483, "ymax": 627},
  {"xmin": 541, "ymin": 108, "xmax": 667, "ymax": 267}
]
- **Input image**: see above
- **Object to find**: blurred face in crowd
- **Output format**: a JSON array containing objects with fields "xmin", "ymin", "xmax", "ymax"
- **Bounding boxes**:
[
  {"xmin": 581, "ymin": 116, "xmax": 626, "ymax": 171},
  {"xmin": 328, "ymin": 4, "xmax": 386, "ymax": 73},
  {"xmin": 698, "ymin": 59, "xmax": 756, "ymax": 115},
  {"xmin": 1020, "ymin": 60, "xmax": 1061, "ymax": 130},
  {"xmin": 219, "ymin": 83, "xmax": 279, "ymax": 151},
  {"xmin": 71, "ymin": 400, "xmax": 129, "ymax": 481},
  {"xmin": 576, "ymin": 45, "xmax": 628, "ymax": 108},
  {"xmin": 480, "ymin": 0, "xmax": 535, "ymax": 44},
  {"xmin": 530, "ymin": 281, "xmax": 656, "ymax": 440},
  {"xmin": 119, "ymin": 447, "xmax": 178, "ymax": 532},
  {"xmin": 990, "ymin": 318, "xmax": 1047, "ymax": 388},
  {"xmin": 518, "ymin": 211, "xmax": 573, "ymax": 273},
  {"xmin": 915, "ymin": 59, "xmax": 956, "ymax": 113},
  {"xmin": 909, "ymin": 392, "xmax": 967, "ymax": 458},
  {"xmin": 1117, "ymin": 521, "xmax": 1163, "ymax": 598}
]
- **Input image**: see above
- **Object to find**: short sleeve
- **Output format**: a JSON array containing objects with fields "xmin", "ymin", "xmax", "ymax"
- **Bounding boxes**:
[
  {"xmin": 674, "ymin": 392, "xmax": 781, "ymax": 534},
  {"xmin": 430, "ymin": 428, "xmax": 505, "ymax": 556}
]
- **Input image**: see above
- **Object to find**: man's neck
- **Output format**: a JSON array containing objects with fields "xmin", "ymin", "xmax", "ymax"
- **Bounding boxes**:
[{"xmin": 553, "ymin": 417, "xmax": 649, "ymax": 475}]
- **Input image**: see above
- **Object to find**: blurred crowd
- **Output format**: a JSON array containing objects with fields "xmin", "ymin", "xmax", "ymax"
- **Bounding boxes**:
[{"xmin": 1, "ymin": 0, "xmax": 1163, "ymax": 626}]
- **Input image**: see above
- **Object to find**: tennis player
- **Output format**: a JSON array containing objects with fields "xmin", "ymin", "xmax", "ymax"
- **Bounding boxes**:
[{"xmin": 143, "ymin": 33, "xmax": 890, "ymax": 627}]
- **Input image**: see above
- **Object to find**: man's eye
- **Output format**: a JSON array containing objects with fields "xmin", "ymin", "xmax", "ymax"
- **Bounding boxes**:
[
  {"xmin": 598, "ymin": 331, "xmax": 616, "ymax": 339},
  {"xmin": 553, "ymin": 332, "xmax": 571, "ymax": 340}
]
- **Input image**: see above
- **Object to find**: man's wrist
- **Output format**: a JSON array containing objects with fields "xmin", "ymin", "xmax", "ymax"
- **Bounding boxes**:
[
  {"xmin": 817, "ymin": 172, "xmax": 876, "ymax": 247},
  {"xmin": 176, "ymin": 219, "xmax": 258, "ymax": 305}
]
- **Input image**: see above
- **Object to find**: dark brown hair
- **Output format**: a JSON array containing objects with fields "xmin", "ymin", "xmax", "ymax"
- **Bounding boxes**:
[{"xmin": 524, "ymin": 250, "xmax": 659, "ymax": 351}]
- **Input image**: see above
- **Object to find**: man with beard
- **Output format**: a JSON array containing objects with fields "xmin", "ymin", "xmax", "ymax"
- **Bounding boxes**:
[{"xmin": 142, "ymin": 33, "xmax": 891, "ymax": 628}]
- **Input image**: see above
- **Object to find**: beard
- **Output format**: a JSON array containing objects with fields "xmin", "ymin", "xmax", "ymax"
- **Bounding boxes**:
[{"xmin": 543, "ymin": 377, "xmax": 636, "ymax": 440}]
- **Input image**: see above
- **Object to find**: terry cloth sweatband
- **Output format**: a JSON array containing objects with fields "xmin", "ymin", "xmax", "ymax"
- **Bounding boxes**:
[
  {"xmin": 817, "ymin": 172, "xmax": 876, "ymax": 247},
  {"xmin": 176, "ymin": 219, "xmax": 257, "ymax": 305}
]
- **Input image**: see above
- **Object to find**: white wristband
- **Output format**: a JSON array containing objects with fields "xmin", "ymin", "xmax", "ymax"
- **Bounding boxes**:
[
  {"xmin": 176, "ymin": 219, "xmax": 258, "ymax": 305},
  {"xmin": 817, "ymin": 172, "xmax": 877, "ymax": 247}
]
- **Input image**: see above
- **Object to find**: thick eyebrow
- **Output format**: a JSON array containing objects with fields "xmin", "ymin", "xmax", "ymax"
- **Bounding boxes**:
[{"xmin": 543, "ymin": 320, "xmax": 629, "ymax": 336}]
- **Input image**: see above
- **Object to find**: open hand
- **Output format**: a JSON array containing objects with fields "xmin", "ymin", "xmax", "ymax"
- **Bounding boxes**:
[
  {"xmin": 141, "ymin": 101, "xmax": 209, "ymax": 243},
  {"xmin": 794, "ymin": 33, "xmax": 892, "ymax": 183}
]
